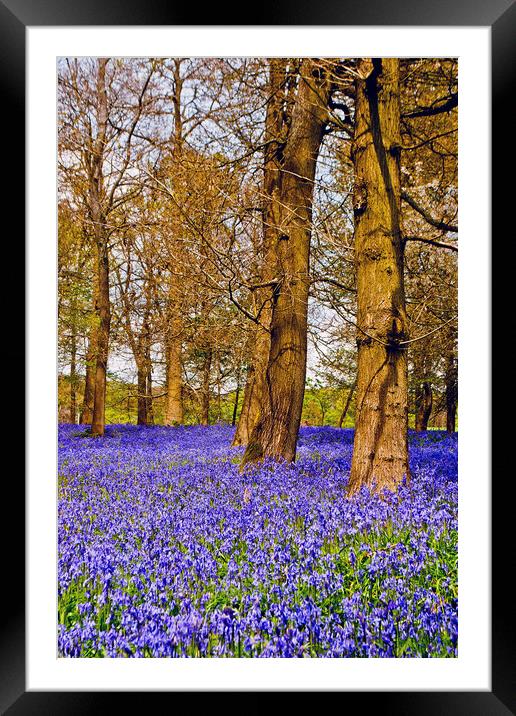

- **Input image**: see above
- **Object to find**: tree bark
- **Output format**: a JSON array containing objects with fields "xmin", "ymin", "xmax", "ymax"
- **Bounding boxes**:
[
  {"xmin": 69, "ymin": 318, "xmax": 77, "ymax": 423},
  {"xmin": 232, "ymin": 59, "xmax": 287, "ymax": 447},
  {"xmin": 242, "ymin": 59, "xmax": 331, "ymax": 465},
  {"xmin": 232, "ymin": 366, "xmax": 241, "ymax": 427},
  {"xmin": 90, "ymin": 58, "xmax": 110, "ymax": 437},
  {"xmin": 201, "ymin": 348, "xmax": 212, "ymax": 426},
  {"xmin": 145, "ymin": 346, "xmax": 154, "ymax": 425},
  {"xmin": 80, "ymin": 339, "xmax": 95, "ymax": 423},
  {"xmin": 165, "ymin": 314, "xmax": 183, "ymax": 425},
  {"xmin": 446, "ymin": 353, "xmax": 457, "ymax": 432},
  {"xmin": 347, "ymin": 58, "xmax": 410, "ymax": 496},
  {"xmin": 232, "ymin": 363, "xmax": 253, "ymax": 440},
  {"xmin": 79, "ymin": 271, "xmax": 99, "ymax": 424},
  {"xmin": 90, "ymin": 240, "xmax": 110, "ymax": 436},
  {"xmin": 216, "ymin": 350, "xmax": 222, "ymax": 422},
  {"xmin": 232, "ymin": 326, "xmax": 269, "ymax": 444},
  {"xmin": 137, "ymin": 365, "xmax": 148, "ymax": 425},
  {"xmin": 415, "ymin": 381, "xmax": 433, "ymax": 431},
  {"xmin": 164, "ymin": 59, "xmax": 185, "ymax": 427}
]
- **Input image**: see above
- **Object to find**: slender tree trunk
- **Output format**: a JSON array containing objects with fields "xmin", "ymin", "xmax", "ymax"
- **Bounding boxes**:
[
  {"xmin": 339, "ymin": 380, "xmax": 356, "ymax": 429},
  {"xmin": 242, "ymin": 59, "xmax": 331, "ymax": 464},
  {"xmin": 232, "ymin": 363, "xmax": 254, "ymax": 441},
  {"xmin": 80, "ymin": 340, "xmax": 95, "ymax": 423},
  {"xmin": 216, "ymin": 351, "xmax": 222, "ymax": 422},
  {"xmin": 232, "ymin": 328, "xmax": 269, "ymax": 444},
  {"xmin": 232, "ymin": 366, "xmax": 241, "ymax": 427},
  {"xmin": 201, "ymin": 348, "xmax": 212, "ymax": 426},
  {"xmin": 80, "ymin": 273, "xmax": 98, "ymax": 424},
  {"xmin": 233, "ymin": 59, "xmax": 287, "ymax": 447},
  {"xmin": 347, "ymin": 58, "xmax": 410, "ymax": 496},
  {"xmin": 415, "ymin": 381, "xmax": 433, "ymax": 431},
  {"xmin": 70, "ymin": 323, "xmax": 77, "ymax": 423},
  {"xmin": 90, "ymin": 59, "xmax": 110, "ymax": 437},
  {"xmin": 69, "ymin": 292, "xmax": 77, "ymax": 423},
  {"xmin": 446, "ymin": 353, "xmax": 457, "ymax": 432},
  {"xmin": 165, "ymin": 314, "xmax": 183, "ymax": 425},
  {"xmin": 137, "ymin": 364, "xmax": 148, "ymax": 425},
  {"xmin": 135, "ymin": 308, "xmax": 153, "ymax": 426},
  {"xmin": 90, "ymin": 240, "xmax": 110, "ymax": 436},
  {"xmin": 145, "ymin": 349, "xmax": 154, "ymax": 425},
  {"xmin": 164, "ymin": 61, "xmax": 185, "ymax": 427}
]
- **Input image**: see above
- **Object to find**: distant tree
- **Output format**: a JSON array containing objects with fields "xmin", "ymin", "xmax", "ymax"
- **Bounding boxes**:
[
  {"xmin": 58, "ymin": 201, "xmax": 93, "ymax": 423},
  {"xmin": 58, "ymin": 57, "xmax": 156, "ymax": 435}
]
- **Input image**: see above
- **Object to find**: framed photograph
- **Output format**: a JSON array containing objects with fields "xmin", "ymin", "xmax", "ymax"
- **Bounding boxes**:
[{"xmin": 2, "ymin": 0, "xmax": 512, "ymax": 711}]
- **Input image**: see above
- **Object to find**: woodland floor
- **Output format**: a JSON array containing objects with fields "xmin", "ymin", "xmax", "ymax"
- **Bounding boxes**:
[{"xmin": 58, "ymin": 424, "xmax": 458, "ymax": 657}]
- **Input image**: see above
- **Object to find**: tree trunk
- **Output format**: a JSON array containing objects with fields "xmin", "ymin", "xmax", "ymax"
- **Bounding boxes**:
[
  {"xmin": 242, "ymin": 59, "xmax": 331, "ymax": 465},
  {"xmin": 137, "ymin": 364, "xmax": 148, "ymax": 425},
  {"xmin": 446, "ymin": 353, "xmax": 457, "ymax": 432},
  {"xmin": 165, "ymin": 313, "xmax": 183, "ymax": 425},
  {"xmin": 216, "ymin": 351, "xmax": 222, "ymax": 422},
  {"xmin": 232, "ymin": 59, "xmax": 287, "ymax": 447},
  {"xmin": 164, "ymin": 62, "xmax": 185, "ymax": 427},
  {"xmin": 201, "ymin": 348, "xmax": 212, "ymax": 426},
  {"xmin": 145, "ymin": 351, "xmax": 154, "ymax": 425},
  {"xmin": 232, "ymin": 328, "xmax": 270, "ymax": 445},
  {"xmin": 347, "ymin": 58, "xmax": 410, "ymax": 496},
  {"xmin": 80, "ymin": 339, "xmax": 95, "ymax": 423},
  {"xmin": 80, "ymin": 273, "xmax": 98, "ymax": 424},
  {"xmin": 69, "ymin": 312, "xmax": 77, "ymax": 424},
  {"xmin": 232, "ymin": 366, "xmax": 241, "ymax": 427},
  {"xmin": 90, "ymin": 240, "xmax": 110, "ymax": 436},
  {"xmin": 338, "ymin": 380, "xmax": 356, "ymax": 429},
  {"xmin": 90, "ymin": 59, "xmax": 110, "ymax": 437},
  {"xmin": 232, "ymin": 363, "xmax": 253, "ymax": 441},
  {"xmin": 415, "ymin": 381, "xmax": 432, "ymax": 431}
]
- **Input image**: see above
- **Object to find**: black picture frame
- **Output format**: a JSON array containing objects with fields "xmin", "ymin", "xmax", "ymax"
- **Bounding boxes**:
[{"xmin": 2, "ymin": 0, "xmax": 513, "ymax": 711}]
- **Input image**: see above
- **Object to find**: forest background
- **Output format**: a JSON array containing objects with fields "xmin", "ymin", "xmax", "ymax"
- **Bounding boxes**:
[{"xmin": 57, "ymin": 56, "xmax": 458, "ymax": 441}]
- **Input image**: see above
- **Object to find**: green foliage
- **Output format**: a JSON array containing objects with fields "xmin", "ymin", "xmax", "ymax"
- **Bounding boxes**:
[{"xmin": 302, "ymin": 379, "xmax": 355, "ymax": 427}]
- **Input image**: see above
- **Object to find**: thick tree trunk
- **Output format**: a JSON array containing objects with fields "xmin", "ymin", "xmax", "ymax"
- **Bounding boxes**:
[
  {"xmin": 446, "ymin": 353, "xmax": 457, "ymax": 432},
  {"xmin": 338, "ymin": 380, "xmax": 356, "ymax": 429},
  {"xmin": 90, "ymin": 59, "xmax": 110, "ymax": 437},
  {"xmin": 233, "ymin": 59, "xmax": 287, "ymax": 447},
  {"xmin": 201, "ymin": 348, "xmax": 212, "ymax": 426},
  {"xmin": 242, "ymin": 59, "xmax": 331, "ymax": 465},
  {"xmin": 415, "ymin": 381, "xmax": 433, "ymax": 431},
  {"xmin": 347, "ymin": 58, "xmax": 409, "ymax": 496}
]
